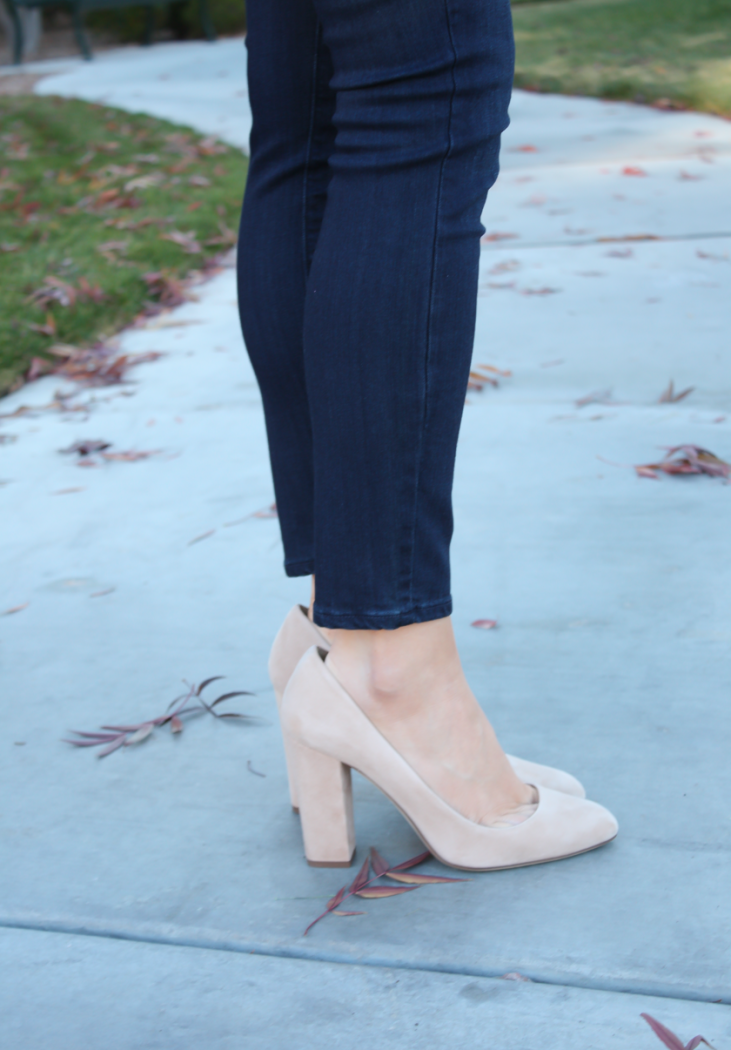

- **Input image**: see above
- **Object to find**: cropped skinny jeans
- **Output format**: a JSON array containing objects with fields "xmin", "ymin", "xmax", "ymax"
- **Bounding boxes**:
[{"xmin": 237, "ymin": 0, "xmax": 514, "ymax": 629}]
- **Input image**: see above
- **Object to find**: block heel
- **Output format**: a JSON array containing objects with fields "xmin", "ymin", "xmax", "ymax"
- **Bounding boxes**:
[{"xmin": 287, "ymin": 734, "xmax": 356, "ymax": 867}]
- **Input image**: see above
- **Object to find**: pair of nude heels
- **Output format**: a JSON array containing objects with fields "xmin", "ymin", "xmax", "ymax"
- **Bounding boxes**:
[{"xmin": 269, "ymin": 605, "xmax": 618, "ymax": 871}]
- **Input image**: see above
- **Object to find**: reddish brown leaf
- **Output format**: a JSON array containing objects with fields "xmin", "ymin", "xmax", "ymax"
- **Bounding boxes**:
[
  {"xmin": 170, "ymin": 715, "xmax": 183, "ymax": 734},
  {"xmin": 385, "ymin": 872, "xmax": 469, "ymax": 885},
  {"xmin": 350, "ymin": 857, "xmax": 371, "ymax": 895},
  {"xmin": 125, "ymin": 723, "xmax": 154, "ymax": 746},
  {"xmin": 326, "ymin": 886, "xmax": 346, "ymax": 911},
  {"xmin": 477, "ymin": 363, "xmax": 512, "ymax": 377},
  {"xmin": 622, "ymin": 165, "xmax": 648, "ymax": 177},
  {"xmin": 3, "ymin": 602, "xmax": 29, "ymax": 615},
  {"xmin": 481, "ymin": 231, "xmax": 518, "ymax": 243},
  {"xmin": 355, "ymin": 886, "xmax": 418, "ymax": 899},
  {"xmin": 252, "ymin": 503, "xmax": 278, "ymax": 518},
  {"xmin": 161, "ymin": 229, "xmax": 201, "ymax": 254},
  {"xmin": 658, "ymin": 381, "xmax": 694, "ymax": 404},
  {"xmin": 369, "ymin": 847, "xmax": 390, "ymax": 877},
  {"xmin": 576, "ymin": 388, "xmax": 613, "ymax": 408},
  {"xmin": 60, "ymin": 439, "xmax": 112, "ymax": 457},
  {"xmin": 97, "ymin": 736, "xmax": 127, "ymax": 758},
  {"xmin": 635, "ymin": 445, "xmax": 729, "ymax": 481},
  {"xmin": 640, "ymin": 1015, "xmax": 688, "ymax": 1050},
  {"xmin": 471, "ymin": 619, "xmax": 497, "ymax": 630},
  {"xmin": 382, "ymin": 852, "xmax": 429, "ymax": 875},
  {"xmin": 510, "ymin": 144, "xmax": 538, "ymax": 152},
  {"xmin": 188, "ymin": 529, "xmax": 216, "ymax": 545},
  {"xmin": 196, "ymin": 676, "xmax": 226, "ymax": 695},
  {"xmin": 101, "ymin": 450, "xmax": 160, "ymax": 462}
]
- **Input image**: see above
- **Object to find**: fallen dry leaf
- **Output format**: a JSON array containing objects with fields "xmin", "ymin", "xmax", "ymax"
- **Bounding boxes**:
[
  {"xmin": 622, "ymin": 165, "xmax": 648, "ymax": 177},
  {"xmin": 502, "ymin": 972, "xmax": 533, "ymax": 983},
  {"xmin": 3, "ymin": 602, "xmax": 29, "ymax": 616},
  {"xmin": 481, "ymin": 231, "xmax": 518, "ymax": 243},
  {"xmin": 471, "ymin": 619, "xmax": 498, "ymax": 630},
  {"xmin": 126, "ymin": 723, "xmax": 154, "ymax": 746},
  {"xmin": 125, "ymin": 172, "xmax": 165, "ymax": 191},
  {"xmin": 60, "ymin": 439, "xmax": 112, "ymax": 457},
  {"xmin": 64, "ymin": 677, "xmax": 254, "ymax": 758},
  {"xmin": 161, "ymin": 230, "xmax": 201, "ymax": 254},
  {"xmin": 576, "ymin": 388, "xmax": 613, "ymax": 408},
  {"xmin": 28, "ymin": 275, "xmax": 77, "ymax": 307},
  {"xmin": 333, "ymin": 910, "xmax": 366, "ymax": 917},
  {"xmin": 510, "ymin": 144, "xmax": 538, "ymax": 153},
  {"xmin": 188, "ymin": 529, "xmax": 216, "ymax": 545},
  {"xmin": 641, "ymin": 1013, "xmax": 715, "ymax": 1050},
  {"xmin": 27, "ymin": 313, "xmax": 57, "ymax": 338},
  {"xmin": 598, "ymin": 234, "xmax": 661, "ymax": 244},
  {"xmin": 101, "ymin": 450, "xmax": 160, "ymax": 462},
  {"xmin": 204, "ymin": 221, "xmax": 237, "ymax": 248},
  {"xmin": 251, "ymin": 503, "xmax": 278, "ymax": 519},
  {"xmin": 634, "ymin": 445, "xmax": 729, "ymax": 480},
  {"xmin": 142, "ymin": 271, "xmax": 197, "ymax": 308},
  {"xmin": 521, "ymin": 286, "xmax": 560, "ymax": 296},
  {"xmin": 354, "ymin": 886, "xmax": 418, "ymax": 899},
  {"xmin": 658, "ymin": 380, "xmax": 694, "ymax": 404},
  {"xmin": 304, "ymin": 848, "xmax": 464, "ymax": 936},
  {"xmin": 52, "ymin": 347, "xmax": 163, "ymax": 387}
]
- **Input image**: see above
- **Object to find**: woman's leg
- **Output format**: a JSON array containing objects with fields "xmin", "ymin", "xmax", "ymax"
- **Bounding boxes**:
[
  {"xmin": 304, "ymin": 0, "xmax": 515, "ymax": 629},
  {"xmin": 237, "ymin": 0, "xmax": 335, "ymax": 578},
  {"xmin": 242, "ymin": 0, "xmax": 535, "ymax": 827}
]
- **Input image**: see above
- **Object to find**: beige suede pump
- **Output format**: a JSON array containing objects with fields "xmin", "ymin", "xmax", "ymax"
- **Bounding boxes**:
[
  {"xmin": 281, "ymin": 646, "xmax": 618, "ymax": 870},
  {"xmin": 269, "ymin": 604, "xmax": 587, "ymax": 811}
]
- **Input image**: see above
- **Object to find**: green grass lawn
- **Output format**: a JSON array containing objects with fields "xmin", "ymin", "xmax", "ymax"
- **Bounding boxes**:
[
  {"xmin": 0, "ymin": 96, "xmax": 248, "ymax": 397},
  {"xmin": 512, "ymin": 0, "xmax": 731, "ymax": 117}
]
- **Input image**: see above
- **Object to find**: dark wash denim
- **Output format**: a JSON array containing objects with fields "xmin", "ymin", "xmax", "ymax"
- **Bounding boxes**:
[{"xmin": 237, "ymin": 0, "xmax": 514, "ymax": 629}]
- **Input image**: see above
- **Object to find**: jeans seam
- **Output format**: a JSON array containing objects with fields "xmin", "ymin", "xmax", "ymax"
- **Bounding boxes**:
[
  {"xmin": 406, "ymin": 0, "xmax": 459, "ymax": 610},
  {"xmin": 302, "ymin": 22, "xmax": 321, "ymax": 287}
]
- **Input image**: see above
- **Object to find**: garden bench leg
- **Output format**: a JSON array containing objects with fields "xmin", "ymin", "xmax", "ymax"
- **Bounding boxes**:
[
  {"xmin": 71, "ymin": 2, "xmax": 92, "ymax": 59},
  {"xmin": 6, "ymin": 0, "xmax": 25, "ymax": 64},
  {"xmin": 142, "ymin": 4, "xmax": 154, "ymax": 46},
  {"xmin": 199, "ymin": 0, "xmax": 216, "ymax": 42}
]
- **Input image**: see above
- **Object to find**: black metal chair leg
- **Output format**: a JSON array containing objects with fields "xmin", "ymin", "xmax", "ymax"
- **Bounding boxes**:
[
  {"xmin": 7, "ymin": 0, "xmax": 25, "ymax": 64},
  {"xmin": 142, "ymin": 4, "xmax": 154, "ymax": 46},
  {"xmin": 71, "ymin": 3, "xmax": 92, "ymax": 59},
  {"xmin": 199, "ymin": 0, "xmax": 216, "ymax": 42}
]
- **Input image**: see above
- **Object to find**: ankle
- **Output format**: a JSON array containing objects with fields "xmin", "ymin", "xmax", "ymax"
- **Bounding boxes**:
[{"xmin": 327, "ymin": 618, "xmax": 462, "ymax": 706}]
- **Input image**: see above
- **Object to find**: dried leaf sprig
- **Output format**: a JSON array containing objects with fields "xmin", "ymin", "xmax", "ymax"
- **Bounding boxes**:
[
  {"xmin": 64, "ymin": 677, "xmax": 253, "ymax": 758},
  {"xmin": 304, "ymin": 848, "xmax": 468, "ymax": 936},
  {"xmin": 641, "ymin": 1013, "xmax": 716, "ymax": 1050},
  {"xmin": 467, "ymin": 363, "xmax": 512, "ymax": 393},
  {"xmin": 635, "ymin": 445, "xmax": 730, "ymax": 480}
]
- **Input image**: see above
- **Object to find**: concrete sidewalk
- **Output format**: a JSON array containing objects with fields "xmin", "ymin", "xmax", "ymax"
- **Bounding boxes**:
[{"xmin": 1, "ymin": 41, "xmax": 729, "ymax": 1048}]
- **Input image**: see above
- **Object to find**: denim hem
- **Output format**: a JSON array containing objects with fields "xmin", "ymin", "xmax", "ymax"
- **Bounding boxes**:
[
  {"xmin": 313, "ymin": 596, "xmax": 453, "ymax": 631},
  {"xmin": 284, "ymin": 558, "xmax": 315, "ymax": 578}
]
